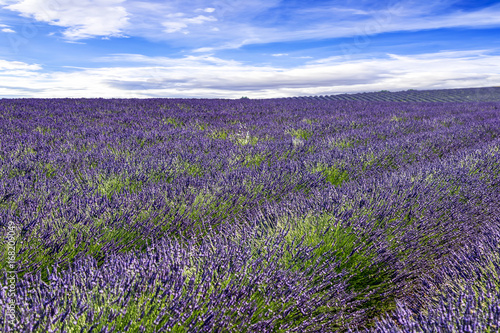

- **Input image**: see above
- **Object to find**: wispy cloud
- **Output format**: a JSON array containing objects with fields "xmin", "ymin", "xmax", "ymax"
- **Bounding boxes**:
[
  {"xmin": 203, "ymin": 3, "xmax": 500, "ymax": 51},
  {"xmin": 195, "ymin": 7, "xmax": 215, "ymax": 13},
  {"xmin": 0, "ymin": 23, "xmax": 14, "ymax": 32},
  {"xmin": 162, "ymin": 13, "xmax": 217, "ymax": 34},
  {"xmin": 3, "ymin": 0, "xmax": 500, "ymax": 48},
  {"xmin": 3, "ymin": 0, "xmax": 129, "ymax": 39}
]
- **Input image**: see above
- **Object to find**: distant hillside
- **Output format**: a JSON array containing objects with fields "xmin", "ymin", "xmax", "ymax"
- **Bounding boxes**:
[{"xmin": 288, "ymin": 87, "xmax": 500, "ymax": 102}]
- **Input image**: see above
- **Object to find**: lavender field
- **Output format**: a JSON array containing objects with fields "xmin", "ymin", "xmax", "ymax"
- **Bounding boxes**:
[
  {"xmin": 1, "ymin": 98, "xmax": 500, "ymax": 332},
  {"xmin": 295, "ymin": 87, "xmax": 500, "ymax": 103}
]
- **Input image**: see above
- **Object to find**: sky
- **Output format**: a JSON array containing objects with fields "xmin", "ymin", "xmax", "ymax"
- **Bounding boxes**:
[{"xmin": 0, "ymin": 0, "xmax": 499, "ymax": 98}]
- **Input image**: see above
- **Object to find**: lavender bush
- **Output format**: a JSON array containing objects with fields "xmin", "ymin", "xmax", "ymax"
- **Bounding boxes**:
[{"xmin": 0, "ymin": 98, "xmax": 499, "ymax": 332}]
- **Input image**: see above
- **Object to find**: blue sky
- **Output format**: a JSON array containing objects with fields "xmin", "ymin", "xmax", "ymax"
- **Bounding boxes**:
[{"xmin": 0, "ymin": 0, "xmax": 499, "ymax": 98}]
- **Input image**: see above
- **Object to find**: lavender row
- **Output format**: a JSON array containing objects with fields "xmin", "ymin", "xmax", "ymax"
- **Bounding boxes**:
[{"xmin": 292, "ymin": 86, "xmax": 500, "ymax": 103}]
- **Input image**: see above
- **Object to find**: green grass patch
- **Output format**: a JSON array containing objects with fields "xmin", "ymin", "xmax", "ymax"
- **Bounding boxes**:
[
  {"xmin": 171, "ymin": 158, "xmax": 205, "ymax": 177},
  {"xmin": 34, "ymin": 126, "xmax": 53, "ymax": 134},
  {"xmin": 7, "ymin": 167, "xmax": 31, "ymax": 179},
  {"xmin": 390, "ymin": 115, "xmax": 407, "ymax": 122},
  {"xmin": 148, "ymin": 169, "xmax": 175, "ymax": 184},
  {"xmin": 301, "ymin": 118, "xmax": 318, "ymax": 125},
  {"xmin": 311, "ymin": 163, "xmax": 349, "ymax": 186},
  {"xmin": 193, "ymin": 121, "xmax": 208, "ymax": 131},
  {"xmin": 208, "ymin": 129, "xmax": 229, "ymax": 140},
  {"xmin": 288, "ymin": 128, "xmax": 313, "ymax": 140},
  {"xmin": 257, "ymin": 212, "xmax": 397, "ymax": 329},
  {"xmin": 330, "ymin": 139, "xmax": 355, "ymax": 149},
  {"xmin": 97, "ymin": 174, "xmax": 143, "ymax": 199},
  {"xmin": 243, "ymin": 153, "xmax": 266, "ymax": 168},
  {"xmin": 43, "ymin": 162, "xmax": 57, "ymax": 178},
  {"xmin": 231, "ymin": 132, "xmax": 259, "ymax": 146},
  {"xmin": 163, "ymin": 117, "xmax": 184, "ymax": 128}
]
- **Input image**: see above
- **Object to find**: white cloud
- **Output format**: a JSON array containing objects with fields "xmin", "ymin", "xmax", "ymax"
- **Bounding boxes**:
[
  {"xmin": 192, "ymin": 47, "xmax": 215, "ymax": 53},
  {"xmin": 0, "ymin": 23, "xmax": 14, "ymax": 32},
  {"xmin": 162, "ymin": 21, "xmax": 187, "ymax": 34},
  {"xmin": 272, "ymin": 53, "xmax": 288, "ymax": 57},
  {"xmin": 1, "ymin": 50, "xmax": 499, "ymax": 98},
  {"xmin": 162, "ymin": 14, "xmax": 217, "ymax": 34},
  {"xmin": 3, "ymin": 0, "xmax": 129, "ymax": 39},
  {"xmin": 0, "ymin": 59, "xmax": 41, "ymax": 70},
  {"xmin": 196, "ymin": 7, "xmax": 215, "ymax": 13}
]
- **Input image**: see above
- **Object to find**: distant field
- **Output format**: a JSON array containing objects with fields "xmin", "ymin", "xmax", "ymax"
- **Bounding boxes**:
[
  {"xmin": 0, "ymin": 96, "xmax": 499, "ymax": 332},
  {"xmin": 290, "ymin": 86, "xmax": 500, "ymax": 102}
]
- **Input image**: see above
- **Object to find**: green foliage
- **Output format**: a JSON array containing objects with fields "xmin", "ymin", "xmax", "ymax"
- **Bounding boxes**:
[
  {"xmin": 288, "ymin": 128, "xmax": 313, "ymax": 140},
  {"xmin": 233, "ymin": 134, "xmax": 259, "ymax": 146},
  {"xmin": 306, "ymin": 145, "xmax": 317, "ymax": 154},
  {"xmin": 8, "ymin": 167, "xmax": 29, "ymax": 179},
  {"xmin": 301, "ymin": 118, "xmax": 318, "ymax": 125},
  {"xmin": 390, "ymin": 115, "xmax": 407, "ymax": 122},
  {"xmin": 185, "ymin": 164, "xmax": 204, "ymax": 177},
  {"xmin": 34, "ymin": 126, "xmax": 52, "ymax": 134},
  {"xmin": 43, "ymin": 163, "xmax": 57, "ymax": 178},
  {"xmin": 209, "ymin": 129, "xmax": 229, "ymax": 140},
  {"xmin": 324, "ymin": 168, "xmax": 349, "ymax": 186},
  {"xmin": 148, "ymin": 169, "xmax": 174, "ymax": 184},
  {"xmin": 244, "ymin": 153, "xmax": 266, "ymax": 168},
  {"xmin": 25, "ymin": 146, "xmax": 37, "ymax": 155},
  {"xmin": 97, "ymin": 175, "xmax": 143, "ymax": 199},
  {"xmin": 349, "ymin": 121, "xmax": 365, "ymax": 129},
  {"xmin": 330, "ymin": 139, "xmax": 355, "ymax": 149},
  {"xmin": 192, "ymin": 192, "xmax": 248, "ymax": 226},
  {"xmin": 193, "ymin": 121, "xmax": 208, "ymax": 131},
  {"xmin": 176, "ymin": 103, "xmax": 192, "ymax": 110},
  {"xmin": 172, "ymin": 158, "xmax": 205, "ymax": 177},
  {"xmin": 258, "ymin": 212, "xmax": 397, "ymax": 329},
  {"xmin": 312, "ymin": 163, "xmax": 349, "ymax": 186},
  {"xmin": 163, "ymin": 117, "xmax": 184, "ymax": 128},
  {"xmin": 135, "ymin": 137, "xmax": 151, "ymax": 148},
  {"xmin": 79, "ymin": 143, "xmax": 98, "ymax": 152}
]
